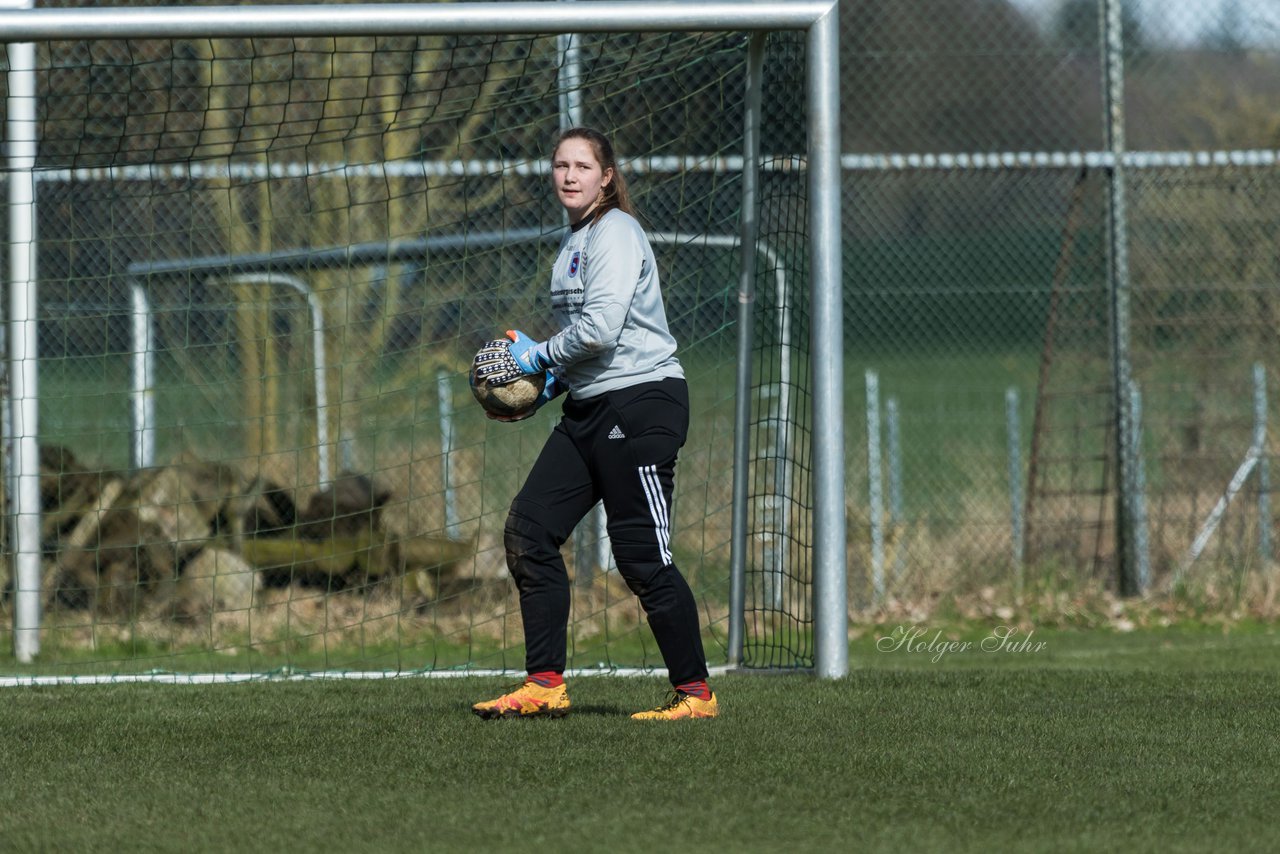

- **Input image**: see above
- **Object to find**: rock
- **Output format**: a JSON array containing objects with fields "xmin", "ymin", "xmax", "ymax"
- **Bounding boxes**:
[{"xmin": 174, "ymin": 548, "xmax": 261, "ymax": 618}]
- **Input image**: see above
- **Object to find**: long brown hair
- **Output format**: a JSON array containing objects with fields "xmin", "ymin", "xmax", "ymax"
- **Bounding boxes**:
[{"xmin": 552, "ymin": 127, "xmax": 636, "ymax": 221}]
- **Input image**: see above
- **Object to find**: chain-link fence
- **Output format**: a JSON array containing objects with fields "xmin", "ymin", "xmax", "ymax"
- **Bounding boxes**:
[{"xmin": 841, "ymin": 0, "xmax": 1280, "ymax": 613}]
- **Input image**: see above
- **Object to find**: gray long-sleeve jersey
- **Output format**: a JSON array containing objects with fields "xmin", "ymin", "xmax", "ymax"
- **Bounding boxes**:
[{"xmin": 544, "ymin": 208, "xmax": 684, "ymax": 399}]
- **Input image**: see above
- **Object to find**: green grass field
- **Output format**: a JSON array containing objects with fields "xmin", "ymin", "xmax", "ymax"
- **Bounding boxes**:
[{"xmin": 3, "ymin": 625, "xmax": 1278, "ymax": 853}]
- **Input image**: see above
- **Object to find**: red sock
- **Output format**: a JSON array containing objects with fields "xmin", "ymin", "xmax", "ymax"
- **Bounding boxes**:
[
  {"xmin": 527, "ymin": 671, "xmax": 564, "ymax": 688},
  {"xmin": 675, "ymin": 679, "xmax": 711, "ymax": 700}
]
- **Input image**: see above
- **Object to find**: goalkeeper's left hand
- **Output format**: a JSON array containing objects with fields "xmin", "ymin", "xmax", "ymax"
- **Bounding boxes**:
[
  {"xmin": 472, "ymin": 338, "xmax": 521, "ymax": 385},
  {"xmin": 505, "ymin": 329, "xmax": 553, "ymax": 375}
]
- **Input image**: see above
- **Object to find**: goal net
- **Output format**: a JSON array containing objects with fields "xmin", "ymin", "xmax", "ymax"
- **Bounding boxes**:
[{"xmin": 1, "ymin": 8, "xmax": 826, "ymax": 679}]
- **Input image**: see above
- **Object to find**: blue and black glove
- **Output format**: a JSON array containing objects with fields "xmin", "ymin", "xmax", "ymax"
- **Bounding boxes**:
[
  {"xmin": 472, "ymin": 330, "xmax": 553, "ymax": 386},
  {"xmin": 504, "ymin": 329, "xmax": 553, "ymax": 375},
  {"xmin": 472, "ymin": 338, "xmax": 521, "ymax": 385}
]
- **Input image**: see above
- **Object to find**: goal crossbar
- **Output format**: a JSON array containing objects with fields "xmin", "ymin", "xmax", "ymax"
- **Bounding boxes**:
[{"xmin": 0, "ymin": 2, "xmax": 830, "ymax": 39}]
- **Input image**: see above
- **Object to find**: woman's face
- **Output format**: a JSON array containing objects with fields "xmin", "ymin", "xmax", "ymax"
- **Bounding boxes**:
[{"xmin": 553, "ymin": 137, "xmax": 613, "ymax": 224}]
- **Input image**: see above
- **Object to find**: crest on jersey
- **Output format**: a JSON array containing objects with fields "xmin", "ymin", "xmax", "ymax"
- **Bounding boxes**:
[{"xmin": 568, "ymin": 251, "xmax": 581, "ymax": 278}]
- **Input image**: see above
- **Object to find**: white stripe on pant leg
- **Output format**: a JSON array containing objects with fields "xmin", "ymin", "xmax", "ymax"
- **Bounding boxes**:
[
  {"xmin": 645, "ymin": 465, "xmax": 673, "ymax": 555},
  {"xmin": 642, "ymin": 465, "xmax": 671, "ymax": 551},
  {"xmin": 638, "ymin": 464, "xmax": 672, "ymax": 564},
  {"xmin": 642, "ymin": 467, "xmax": 672, "ymax": 565}
]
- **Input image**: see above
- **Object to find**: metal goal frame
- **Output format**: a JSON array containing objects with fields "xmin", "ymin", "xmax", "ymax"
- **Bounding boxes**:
[{"xmin": 1, "ymin": 1, "xmax": 846, "ymax": 677}]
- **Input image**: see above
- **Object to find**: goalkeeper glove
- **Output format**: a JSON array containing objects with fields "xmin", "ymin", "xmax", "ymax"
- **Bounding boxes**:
[
  {"xmin": 472, "ymin": 338, "xmax": 522, "ymax": 385},
  {"xmin": 505, "ymin": 329, "xmax": 553, "ymax": 375}
]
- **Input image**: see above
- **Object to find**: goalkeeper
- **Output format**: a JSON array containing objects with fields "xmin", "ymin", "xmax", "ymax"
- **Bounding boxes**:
[{"xmin": 471, "ymin": 127, "xmax": 716, "ymax": 721}]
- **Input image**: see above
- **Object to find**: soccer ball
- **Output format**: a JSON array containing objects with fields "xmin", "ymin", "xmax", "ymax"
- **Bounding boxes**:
[{"xmin": 469, "ymin": 347, "xmax": 546, "ymax": 418}]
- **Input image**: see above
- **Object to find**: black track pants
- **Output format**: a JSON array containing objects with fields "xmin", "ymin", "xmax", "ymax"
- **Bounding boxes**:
[{"xmin": 503, "ymin": 377, "xmax": 708, "ymax": 686}]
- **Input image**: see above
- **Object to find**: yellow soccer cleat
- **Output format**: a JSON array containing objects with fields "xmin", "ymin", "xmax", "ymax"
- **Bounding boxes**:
[
  {"xmin": 631, "ymin": 691, "xmax": 719, "ymax": 721},
  {"xmin": 471, "ymin": 681, "xmax": 571, "ymax": 719}
]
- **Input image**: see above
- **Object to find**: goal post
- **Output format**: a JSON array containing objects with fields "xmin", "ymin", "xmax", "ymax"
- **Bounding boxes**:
[{"xmin": 1, "ymin": 2, "xmax": 845, "ymax": 678}]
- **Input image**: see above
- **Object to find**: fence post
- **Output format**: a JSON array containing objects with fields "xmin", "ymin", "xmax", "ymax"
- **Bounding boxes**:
[
  {"xmin": 436, "ymin": 368, "xmax": 460, "ymax": 541},
  {"xmin": 1128, "ymin": 380, "xmax": 1151, "ymax": 592},
  {"xmin": 866, "ymin": 370, "xmax": 885, "ymax": 604},
  {"xmin": 1006, "ymin": 388, "xmax": 1024, "ymax": 594},
  {"xmin": 555, "ymin": 0, "xmax": 581, "ymax": 130},
  {"xmin": 1101, "ymin": 0, "xmax": 1140, "ymax": 596},
  {"xmin": 1255, "ymin": 362, "xmax": 1271, "ymax": 565},
  {"xmin": 885, "ymin": 397, "xmax": 905, "ymax": 581}
]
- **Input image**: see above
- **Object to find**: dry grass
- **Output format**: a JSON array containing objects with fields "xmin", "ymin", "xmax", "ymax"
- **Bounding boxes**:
[
  {"xmin": 846, "ymin": 486, "xmax": 1280, "ymax": 631},
  {"xmin": 19, "ymin": 555, "xmax": 718, "ymax": 667}
]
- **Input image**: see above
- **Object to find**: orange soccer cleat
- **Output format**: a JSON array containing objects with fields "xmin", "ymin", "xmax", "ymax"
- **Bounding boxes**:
[
  {"xmin": 630, "ymin": 690, "xmax": 719, "ymax": 721},
  {"xmin": 471, "ymin": 680, "xmax": 571, "ymax": 720}
]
